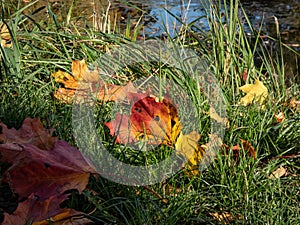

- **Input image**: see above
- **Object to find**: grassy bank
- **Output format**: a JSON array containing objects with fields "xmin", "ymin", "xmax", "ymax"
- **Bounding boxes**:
[{"xmin": 0, "ymin": 0, "xmax": 299, "ymax": 224}]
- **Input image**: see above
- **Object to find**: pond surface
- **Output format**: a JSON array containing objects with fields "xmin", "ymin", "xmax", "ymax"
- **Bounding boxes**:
[{"xmin": 5, "ymin": 0, "xmax": 300, "ymax": 81}]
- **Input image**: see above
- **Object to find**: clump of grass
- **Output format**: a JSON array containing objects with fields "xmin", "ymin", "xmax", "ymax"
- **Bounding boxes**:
[{"xmin": 0, "ymin": 0, "xmax": 299, "ymax": 224}]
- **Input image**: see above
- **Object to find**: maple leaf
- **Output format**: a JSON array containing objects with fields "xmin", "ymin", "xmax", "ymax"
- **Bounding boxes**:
[
  {"xmin": 53, "ymin": 60, "xmax": 137, "ymax": 103},
  {"xmin": 52, "ymin": 59, "xmax": 87, "ymax": 89},
  {"xmin": 239, "ymin": 79, "xmax": 268, "ymax": 107},
  {"xmin": 105, "ymin": 94, "xmax": 181, "ymax": 145},
  {"xmin": 1, "ymin": 193, "xmax": 83, "ymax": 225},
  {"xmin": 0, "ymin": 117, "xmax": 57, "ymax": 150},
  {"xmin": 0, "ymin": 141, "xmax": 95, "ymax": 200},
  {"xmin": 104, "ymin": 93, "xmax": 210, "ymax": 175},
  {"xmin": 175, "ymin": 131, "xmax": 204, "ymax": 176},
  {"xmin": 0, "ymin": 118, "xmax": 96, "ymax": 224}
]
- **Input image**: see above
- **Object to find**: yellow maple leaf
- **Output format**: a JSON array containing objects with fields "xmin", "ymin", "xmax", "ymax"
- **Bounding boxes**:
[
  {"xmin": 239, "ymin": 79, "xmax": 268, "ymax": 107},
  {"xmin": 175, "ymin": 131, "xmax": 205, "ymax": 176}
]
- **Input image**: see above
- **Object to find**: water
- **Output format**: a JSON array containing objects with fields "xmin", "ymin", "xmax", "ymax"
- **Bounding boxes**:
[{"xmin": 118, "ymin": 0, "xmax": 300, "ymax": 82}]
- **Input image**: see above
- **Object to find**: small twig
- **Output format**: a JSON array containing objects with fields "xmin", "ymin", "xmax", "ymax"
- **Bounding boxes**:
[{"xmin": 142, "ymin": 185, "xmax": 168, "ymax": 203}]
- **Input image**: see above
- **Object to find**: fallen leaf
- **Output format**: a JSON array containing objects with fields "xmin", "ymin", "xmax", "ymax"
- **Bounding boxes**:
[
  {"xmin": 54, "ymin": 88, "xmax": 76, "ymax": 104},
  {"xmin": 105, "ymin": 95, "xmax": 181, "ymax": 145},
  {"xmin": 96, "ymin": 81, "xmax": 137, "ymax": 103},
  {"xmin": 269, "ymin": 166, "xmax": 287, "ymax": 179},
  {"xmin": 0, "ymin": 141, "xmax": 95, "ymax": 200},
  {"xmin": 53, "ymin": 60, "xmax": 137, "ymax": 103},
  {"xmin": 175, "ymin": 131, "xmax": 204, "ymax": 176},
  {"xmin": 48, "ymin": 216, "xmax": 94, "ymax": 225},
  {"xmin": 209, "ymin": 209, "xmax": 243, "ymax": 224},
  {"xmin": 52, "ymin": 60, "xmax": 88, "ymax": 89},
  {"xmin": 209, "ymin": 211, "xmax": 234, "ymax": 224},
  {"xmin": 241, "ymin": 139, "xmax": 257, "ymax": 159},
  {"xmin": 223, "ymin": 139, "xmax": 256, "ymax": 160},
  {"xmin": 104, "ymin": 112, "xmax": 139, "ymax": 144},
  {"xmin": 0, "ymin": 22, "xmax": 12, "ymax": 48},
  {"xmin": 2, "ymin": 193, "xmax": 82, "ymax": 225},
  {"xmin": 239, "ymin": 79, "xmax": 268, "ymax": 107},
  {"xmin": 0, "ymin": 117, "xmax": 57, "ymax": 150},
  {"xmin": 241, "ymin": 69, "xmax": 248, "ymax": 82},
  {"xmin": 289, "ymin": 96, "xmax": 300, "ymax": 112},
  {"xmin": 175, "ymin": 131, "xmax": 201, "ymax": 160},
  {"xmin": 71, "ymin": 59, "xmax": 88, "ymax": 81},
  {"xmin": 199, "ymin": 134, "xmax": 223, "ymax": 169},
  {"xmin": 0, "ymin": 118, "xmax": 96, "ymax": 224},
  {"xmin": 274, "ymin": 111, "xmax": 285, "ymax": 123},
  {"xmin": 206, "ymin": 106, "xmax": 229, "ymax": 128}
]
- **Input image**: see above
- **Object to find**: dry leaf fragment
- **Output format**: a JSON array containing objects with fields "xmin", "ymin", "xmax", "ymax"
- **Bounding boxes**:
[
  {"xmin": 49, "ymin": 217, "xmax": 94, "ymax": 225},
  {"xmin": 274, "ymin": 111, "xmax": 285, "ymax": 123},
  {"xmin": 269, "ymin": 166, "xmax": 287, "ymax": 179},
  {"xmin": 222, "ymin": 139, "xmax": 256, "ymax": 160},
  {"xmin": 206, "ymin": 106, "xmax": 229, "ymax": 128},
  {"xmin": 54, "ymin": 88, "xmax": 76, "ymax": 104},
  {"xmin": 0, "ymin": 22, "xmax": 12, "ymax": 48},
  {"xmin": 289, "ymin": 96, "xmax": 300, "ymax": 112},
  {"xmin": 209, "ymin": 211, "xmax": 234, "ymax": 224},
  {"xmin": 239, "ymin": 79, "xmax": 268, "ymax": 107},
  {"xmin": 241, "ymin": 139, "xmax": 257, "ymax": 159}
]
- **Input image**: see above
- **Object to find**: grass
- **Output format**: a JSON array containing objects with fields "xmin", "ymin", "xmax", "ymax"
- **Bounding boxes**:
[{"xmin": 0, "ymin": 0, "xmax": 300, "ymax": 224}]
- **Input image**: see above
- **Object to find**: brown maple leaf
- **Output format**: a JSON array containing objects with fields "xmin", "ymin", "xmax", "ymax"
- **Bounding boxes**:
[
  {"xmin": 1, "ymin": 193, "xmax": 87, "ymax": 225},
  {"xmin": 0, "ymin": 118, "xmax": 96, "ymax": 224},
  {"xmin": 0, "ymin": 118, "xmax": 57, "ymax": 150},
  {"xmin": 0, "ymin": 141, "xmax": 96, "ymax": 200}
]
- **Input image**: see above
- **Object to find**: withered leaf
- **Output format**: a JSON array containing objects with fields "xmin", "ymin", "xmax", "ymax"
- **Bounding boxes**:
[
  {"xmin": 0, "ymin": 117, "xmax": 57, "ymax": 150},
  {"xmin": 0, "ymin": 22, "xmax": 12, "ymax": 48},
  {"xmin": 175, "ymin": 131, "xmax": 204, "ymax": 176},
  {"xmin": 0, "ymin": 141, "xmax": 96, "ymax": 200},
  {"xmin": 53, "ymin": 60, "xmax": 137, "ymax": 103},
  {"xmin": 2, "ymin": 193, "xmax": 82, "ymax": 225},
  {"xmin": 274, "ymin": 111, "xmax": 285, "ymax": 123},
  {"xmin": 0, "ymin": 118, "xmax": 96, "ymax": 224}
]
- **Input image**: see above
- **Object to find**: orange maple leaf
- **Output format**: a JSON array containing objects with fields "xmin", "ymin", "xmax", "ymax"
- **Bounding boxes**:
[
  {"xmin": 104, "ymin": 94, "xmax": 181, "ymax": 145},
  {"xmin": 53, "ymin": 59, "xmax": 137, "ymax": 103}
]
